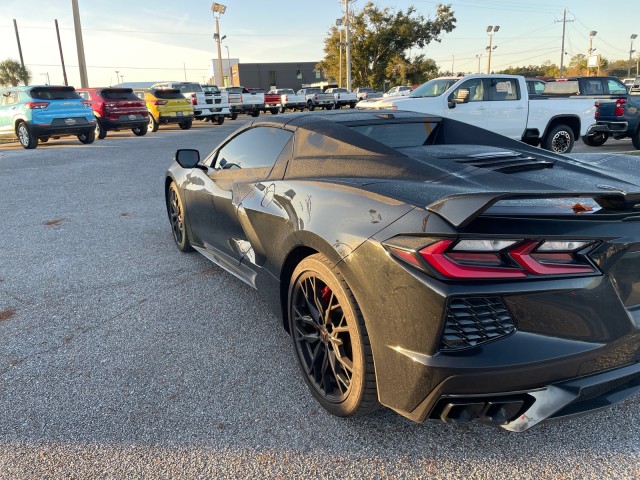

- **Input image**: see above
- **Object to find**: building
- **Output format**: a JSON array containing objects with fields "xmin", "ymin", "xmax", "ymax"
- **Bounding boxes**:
[{"xmin": 209, "ymin": 61, "xmax": 328, "ymax": 91}]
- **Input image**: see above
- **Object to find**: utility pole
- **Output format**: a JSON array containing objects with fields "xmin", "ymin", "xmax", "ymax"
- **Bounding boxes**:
[
  {"xmin": 55, "ymin": 20, "xmax": 68, "ymax": 85},
  {"xmin": 211, "ymin": 3, "xmax": 227, "ymax": 87},
  {"xmin": 71, "ymin": 0, "xmax": 89, "ymax": 87},
  {"xmin": 336, "ymin": 18, "xmax": 343, "ymax": 88},
  {"xmin": 345, "ymin": 0, "xmax": 352, "ymax": 91},
  {"xmin": 629, "ymin": 34, "xmax": 638, "ymax": 78},
  {"xmin": 486, "ymin": 25, "xmax": 499, "ymax": 74},
  {"xmin": 13, "ymin": 20, "xmax": 25, "ymax": 68},
  {"xmin": 476, "ymin": 54, "xmax": 482, "ymax": 74},
  {"xmin": 588, "ymin": 31, "xmax": 597, "ymax": 77},
  {"xmin": 555, "ymin": 8, "xmax": 573, "ymax": 78}
]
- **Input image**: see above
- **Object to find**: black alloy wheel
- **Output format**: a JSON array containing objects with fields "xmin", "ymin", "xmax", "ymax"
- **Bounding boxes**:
[
  {"xmin": 543, "ymin": 124, "xmax": 574, "ymax": 154},
  {"xmin": 288, "ymin": 254, "xmax": 378, "ymax": 417},
  {"xmin": 77, "ymin": 129, "xmax": 96, "ymax": 144},
  {"xmin": 167, "ymin": 183, "xmax": 193, "ymax": 252},
  {"xmin": 132, "ymin": 125, "xmax": 147, "ymax": 136},
  {"xmin": 582, "ymin": 133, "xmax": 607, "ymax": 147}
]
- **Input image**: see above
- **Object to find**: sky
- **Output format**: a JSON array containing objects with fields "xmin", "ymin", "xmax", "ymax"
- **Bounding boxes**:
[{"xmin": 0, "ymin": 0, "xmax": 638, "ymax": 88}]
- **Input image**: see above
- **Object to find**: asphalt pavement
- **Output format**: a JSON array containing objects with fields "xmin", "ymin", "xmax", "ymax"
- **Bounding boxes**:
[{"xmin": 1, "ymin": 120, "xmax": 640, "ymax": 479}]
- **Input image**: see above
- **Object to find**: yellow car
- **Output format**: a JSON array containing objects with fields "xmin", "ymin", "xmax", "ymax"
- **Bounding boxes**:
[{"xmin": 134, "ymin": 88, "xmax": 194, "ymax": 132}]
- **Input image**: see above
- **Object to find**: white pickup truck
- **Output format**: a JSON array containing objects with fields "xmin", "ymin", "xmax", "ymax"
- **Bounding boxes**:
[
  {"xmin": 358, "ymin": 74, "xmax": 598, "ymax": 154},
  {"xmin": 221, "ymin": 86, "xmax": 265, "ymax": 118},
  {"xmin": 151, "ymin": 82, "xmax": 229, "ymax": 125},
  {"xmin": 325, "ymin": 88, "xmax": 358, "ymax": 109},
  {"xmin": 297, "ymin": 88, "xmax": 335, "ymax": 111},
  {"xmin": 267, "ymin": 88, "xmax": 306, "ymax": 113}
]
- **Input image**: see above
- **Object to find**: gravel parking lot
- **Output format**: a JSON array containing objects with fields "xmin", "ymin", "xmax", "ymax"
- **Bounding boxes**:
[{"xmin": 1, "ymin": 120, "xmax": 640, "ymax": 479}]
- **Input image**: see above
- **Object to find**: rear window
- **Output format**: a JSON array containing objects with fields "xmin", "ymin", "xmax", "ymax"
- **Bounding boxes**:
[
  {"xmin": 225, "ymin": 87, "xmax": 244, "ymax": 94},
  {"xmin": 542, "ymin": 81, "xmax": 579, "ymax": 95},
  {"xmin": 174, "ymin": 83, "xmax": 203, "ymax": 93},
  {"xmin": 101, "ymin": 89, "xmax": 139, "ymax": 100},
  {"xmin": 349, "ymin": 121, "xmax": 440, "ymax": 148},
  {"xmin": 152, "ymin": 89, "xmax": 185, "ymax": 99},
  {"xmin": 202, "ymin": 85, "xmax": 220, "ymax": 93},
  {"xmin": 30, "ymin": 87, "xmax": 81, "ymax": 100}
]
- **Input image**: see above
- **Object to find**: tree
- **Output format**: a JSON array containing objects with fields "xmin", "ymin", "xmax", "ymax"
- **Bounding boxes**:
[
  {"xmin": 0, "ymin": 59, "xmax": 31, "ymax": 87},
  {"xmin": 318, "ymin": 2, "xmax": 456, "ymax": 90}
]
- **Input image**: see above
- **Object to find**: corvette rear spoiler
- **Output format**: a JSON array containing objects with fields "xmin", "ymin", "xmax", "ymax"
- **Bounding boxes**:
[{"xmin": 426, "ymin": 191, "xmax": 640, "ymax": 228}]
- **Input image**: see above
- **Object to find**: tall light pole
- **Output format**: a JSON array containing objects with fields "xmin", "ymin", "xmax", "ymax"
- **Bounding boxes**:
[
  {"xmin": 114, "ymin": 70, "xmax": 119, "ymax": 86},
  {"xmin": 71, "ymin": 0, "xmax": 89, "ymax": 87},
  {"xmin": 211, "ymin": 3, "xmax": 227, "ymax": 87},
  {"xmin": 41, "ymin": 72, "xmax": 50, "ymax": 85},
  {"xmin": 225, "ymin": 45, "xmax": 231, "ymax": 86},
  {"xmin": 588, "ymin": 30, "xmax": 597, "ymax": 77},
  {"xmin": 476, "ymin": 54, "xmax": 482, "ymax": 74},
  {"xmin": 344, "ymin": 0, "xmax": 352, "ymax": 91},
  {"xmin": 336, "ymin": 18, "xmax": 343, "ymax": 87},
  {"xmin": 486, "ymin": 25, "xmax": 499, "ymax": 74},
  {"xmin": 629, "ymin": 34, "xmax": 638, "ymax": 78}
]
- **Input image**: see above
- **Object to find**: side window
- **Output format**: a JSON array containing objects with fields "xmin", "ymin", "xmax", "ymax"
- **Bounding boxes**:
[
  {"xmin": 213, "ymin": 127, "xmax": 294, "ymax": 170},
  {"xmin": 453, "ymin": 79, "xmax": 484, "ymax": 102},
  {"xmin": 489, "ymin": 79, "xmax": 519, "ymax": 101},
  {"xmin": 7, "ymin": 92, "xmax": 18, "ymax": 105},
  {"xmin": 607, "ymin": 79, "xmax": 627, "ymax": 95},
  {"xmin": 584, "ymin": 80, "xmax": 604, "ymax": 95}
]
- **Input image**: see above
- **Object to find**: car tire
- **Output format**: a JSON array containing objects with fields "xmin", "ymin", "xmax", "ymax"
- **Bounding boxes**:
[
  {"xmin": 77, "ymin": 129, "xmax": 96, "ymax": 144},
  {"xmin": 270, "ymin": 108, "xmax": 278, "ymax": 115},
  {"xmin": 279, "ymin": 106, "xmax": 286, "ymax": 114},
  {"xmin": 17, "ymin": 122, "xmax": 38, "ymax": 149},
  {"xmin": 214, "ymin": 115, "xmax": 225, "ymax": 125},
  {"xmin": 288, "ymin": 253, "xmax": 379, "ymax": 418},
  {"xmin": 166, "ymin": 182, "xmax": 194, "ymax": 253},
  {"xmin": 250, "ymin": 110, "xmax": 260, "ymax": 117},
  {"xmin": 179, "ymin": 121, "xmax": 192, "ymax": 130},
  {"xmin": 582, "ymin": 134, "xmax": 607, "ymax": 147},
  {"xmin": 148, "ymin": 115, "xmax": 159, "ymax": 133},
  {"xmin": 307, "ymin": 101, "xmax": 315, "ymax": 112},
  {"xmin": 132, "ymin": 125, "xmax": 147, "ymax": 136},
  {"xmin": 230, "ymin": 113, "xmax": 238, "ymax": 120},
  {"xmin": 542, "ymin": 124, "xmax": 574, "ymax": 154},
  {"xmin": 95, "ymin": 119, "xmax": 107, "ymax": 139},
  {"xmin": 632, "ymin": 128, "xmax": 640, "ymax": 150},
  {"xmin": 349, "ymin": 102, "xmax": 356, "ymax": 109}
]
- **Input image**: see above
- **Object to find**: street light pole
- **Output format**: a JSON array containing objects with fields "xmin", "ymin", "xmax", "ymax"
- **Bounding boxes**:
[
  {"xmin": 344, "ymin": 0, "xmax": 352, "ymax": 91},
  {"xmin": 114, "ymin": 70, "xmax": 119, "ymax": 86},
  {"xmin": 225, "ymin": 45, "xmax": 231, "ymax": 86},
  {"xmin": 336, "ymin": 18, "xmax": 343, "ymax": 88},
  {"xmin": 629, "ymin": 34, "xmax": 638, "ymax": 78},
  {"xmin": 588, "ymin": 30, "xmax": 597, "ymax": 77},
  {"xmin": 211, "ymin": 3, "xmax": 227, "ymax": 87},
  {"xmin": 486, "ymin": 25, "xmax": 499, "ymax": 74},
  {"xmin": 476, "ymin": 54, "xmax": 482, "ymax": 74}
]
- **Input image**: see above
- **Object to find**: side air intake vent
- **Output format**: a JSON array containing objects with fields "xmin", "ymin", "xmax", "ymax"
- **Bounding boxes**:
[
  {"xmin": 454, "ymin": 151, "xmax": 555, "ymax": 173},
  {"xmin": 440, "ymin": 297, "xmax": 516, "ymax": 351}
]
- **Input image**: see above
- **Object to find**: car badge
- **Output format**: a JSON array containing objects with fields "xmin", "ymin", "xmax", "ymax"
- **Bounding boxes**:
[
  {"xmin": 64, "ymin": 118, "xmax": 76, "ymax": 125},
  {"xmin": 63, "ymin": 102, "xmax": 72, "ymax": 106},
  {"xmin": 128, "ymin": 114, "xmax": 136, "ymax": 120}
]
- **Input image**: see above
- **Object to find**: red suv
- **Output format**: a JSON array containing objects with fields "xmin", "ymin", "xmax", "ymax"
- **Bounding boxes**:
[{"xmin": 77, "ymin": 87, "xmax": 149, "ymax": 139}]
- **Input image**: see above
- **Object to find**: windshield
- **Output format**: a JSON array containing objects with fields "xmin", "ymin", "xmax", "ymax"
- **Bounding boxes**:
[{"xmin": 410, "ymin": 78, "xmax": 459, "ymax": 98}]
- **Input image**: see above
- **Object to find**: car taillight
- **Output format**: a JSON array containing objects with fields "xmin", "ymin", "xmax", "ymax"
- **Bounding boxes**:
[
  {"xmin": 25, "ymin": 102, "xmax": 49, "ymax": 109},
  {"xmin": 191, "ymin": 93, "xmax": 197, "ymax": 105},
  {"xmin": 386, "ymin": 238, "xmax": 598, "ymax": 280},
  {"xmin": 594, "ymin": 101, "xmax": 599, "ymax": 120},
  {"xmin": 153, "ymin": 100, "xmax": 168, "ymax": 105},
  {"xmin": 314, "ymin": 94, "xmax": 318, "ymax": 100},
  {"xmin": 284, "ymin": 95, "xmax": 288, "ymax": 102},
  {"xmin": 136, "ymin": 102, "xmax": 146, "ymax": 108},
  {"xmin": 614, "ymin": 98, "xmax": 626, "ymax": 116}
]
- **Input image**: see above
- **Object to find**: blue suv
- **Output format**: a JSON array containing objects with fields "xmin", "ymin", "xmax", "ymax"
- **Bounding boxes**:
[{"xmin": 0, "ymin": 85, "xmax": 96, "ymax": 149}]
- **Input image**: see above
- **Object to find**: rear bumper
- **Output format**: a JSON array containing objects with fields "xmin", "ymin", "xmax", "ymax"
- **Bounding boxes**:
[
  {"xmin": 158, "ymin": 114, "xmax": 194, "ymax": 124},
  {"xmin": 194, "ymin": 106, "xmax": 230, "ymax": 116},
  {"xmin": 587, "ymin": 121, "xmax": 629, "ymax": 136},
  {"xmin": 30, "ymin": 120, "xmax": 95, "ymax": 137},
  {"xmin": 98, "ymin": 116, "xmax": 148, "ymax": 131}
]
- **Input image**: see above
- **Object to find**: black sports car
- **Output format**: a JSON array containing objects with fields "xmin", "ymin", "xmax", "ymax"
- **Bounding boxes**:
[{"xmin": 165, "ymin": 110, "xmax": 640, "ymax": 432}]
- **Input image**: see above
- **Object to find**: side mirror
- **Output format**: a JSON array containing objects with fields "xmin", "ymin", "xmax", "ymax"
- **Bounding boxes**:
[
  {"xmin": 175, "ymin": 149, "xmax": 201, "ymax": 169},
  {"xmin": 448, "ymin": 88, "xmax": 470, "ymax": 109}
]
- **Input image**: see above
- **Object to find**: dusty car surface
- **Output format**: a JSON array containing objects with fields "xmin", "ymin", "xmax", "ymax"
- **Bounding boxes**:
[{"xmin": 164, "ymin": 110, "xmax": 640, "ymax": 432}]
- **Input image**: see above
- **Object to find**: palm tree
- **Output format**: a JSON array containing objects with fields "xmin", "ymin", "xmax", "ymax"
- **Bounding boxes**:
[{"xmin": 0, "ymin": 59, "xmax": 32, "ymax": 87}]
